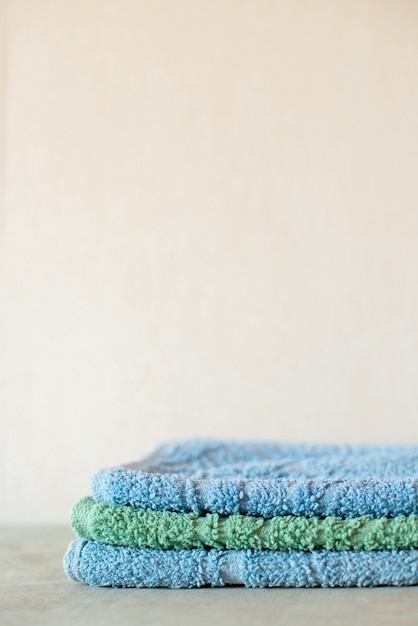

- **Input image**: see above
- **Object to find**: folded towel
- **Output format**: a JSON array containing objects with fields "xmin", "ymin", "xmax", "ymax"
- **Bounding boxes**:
[
  {"xmin": 64, "ymin": 541, "xmax": 418, "ymax": 588},
  {"xmin": 72, "ymin": 496, "xmax": 418, "ymax": 551},
  {"xmin": 65, "ymin": 440, "xmax": 418, "ymax": 588},
  {"xmin": 91, "ymin": 439, "xmax": 418, "ymax": 517}
]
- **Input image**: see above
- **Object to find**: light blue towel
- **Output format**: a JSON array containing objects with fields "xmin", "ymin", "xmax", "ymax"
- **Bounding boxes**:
[
  {"xmin": 91, "ymin": 439, "xmax": 418, "ymax": 517},
  {"xmin": 64, "ymin": 541, "xmax": 418, "ymax": 588}
]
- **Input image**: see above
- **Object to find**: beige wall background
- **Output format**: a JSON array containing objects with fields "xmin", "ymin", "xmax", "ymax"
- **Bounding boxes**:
[{"xmin": 1, "ymin": 0, "xmax": 418, "ymax": 523}]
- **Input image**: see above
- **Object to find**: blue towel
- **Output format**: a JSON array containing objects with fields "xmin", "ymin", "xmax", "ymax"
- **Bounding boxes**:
[
  {"xmin": 91, "ymin": 439, "xmax": 418, "ymax": 517},
  {"xmin": 64, "ymin": 541, "xmax": 418, "ymax": 588}
]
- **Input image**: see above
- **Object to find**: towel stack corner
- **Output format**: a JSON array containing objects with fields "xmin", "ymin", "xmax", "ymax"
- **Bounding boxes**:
[{"xmin": 63, "ymin": 439, "xmax": 418, "ymax": 588}]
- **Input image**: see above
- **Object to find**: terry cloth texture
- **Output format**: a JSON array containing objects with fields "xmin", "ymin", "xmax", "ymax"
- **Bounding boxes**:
[
  {"xmin": 90, "ymin": 439, "xmax": 418, "ymax": 517},
  {"xmin": 64, "ymin": 541, "xmax": 418, "ymax": 588},
  {"xmin": 64, "ymin": 439, "xmax": 418, "ymax": 588},
  {"xmin": 72, "ymin": 496, "xmax": 418, "ymax": 551}
]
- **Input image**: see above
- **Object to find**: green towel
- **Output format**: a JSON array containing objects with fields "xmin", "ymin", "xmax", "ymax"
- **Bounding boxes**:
[{"xmin": 71, "ymin": 497, "xmax": 418, "ymax": 551}]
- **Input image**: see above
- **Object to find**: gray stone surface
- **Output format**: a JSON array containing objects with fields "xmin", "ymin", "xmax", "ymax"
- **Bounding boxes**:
[{"xmin": 1, "ymin": 526, "xmax": 418, "ymax": 626}]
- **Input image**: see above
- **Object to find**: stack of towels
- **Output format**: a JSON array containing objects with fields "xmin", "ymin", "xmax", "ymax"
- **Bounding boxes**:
[{"xmin": 64, "ymin": 439, "xmax": 418, "ymax": 587}]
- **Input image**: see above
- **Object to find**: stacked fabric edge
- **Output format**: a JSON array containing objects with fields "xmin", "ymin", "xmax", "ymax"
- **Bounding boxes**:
[{"xmin": 63, "ymin": 439, "xmax": 418, "ymax": 588}]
